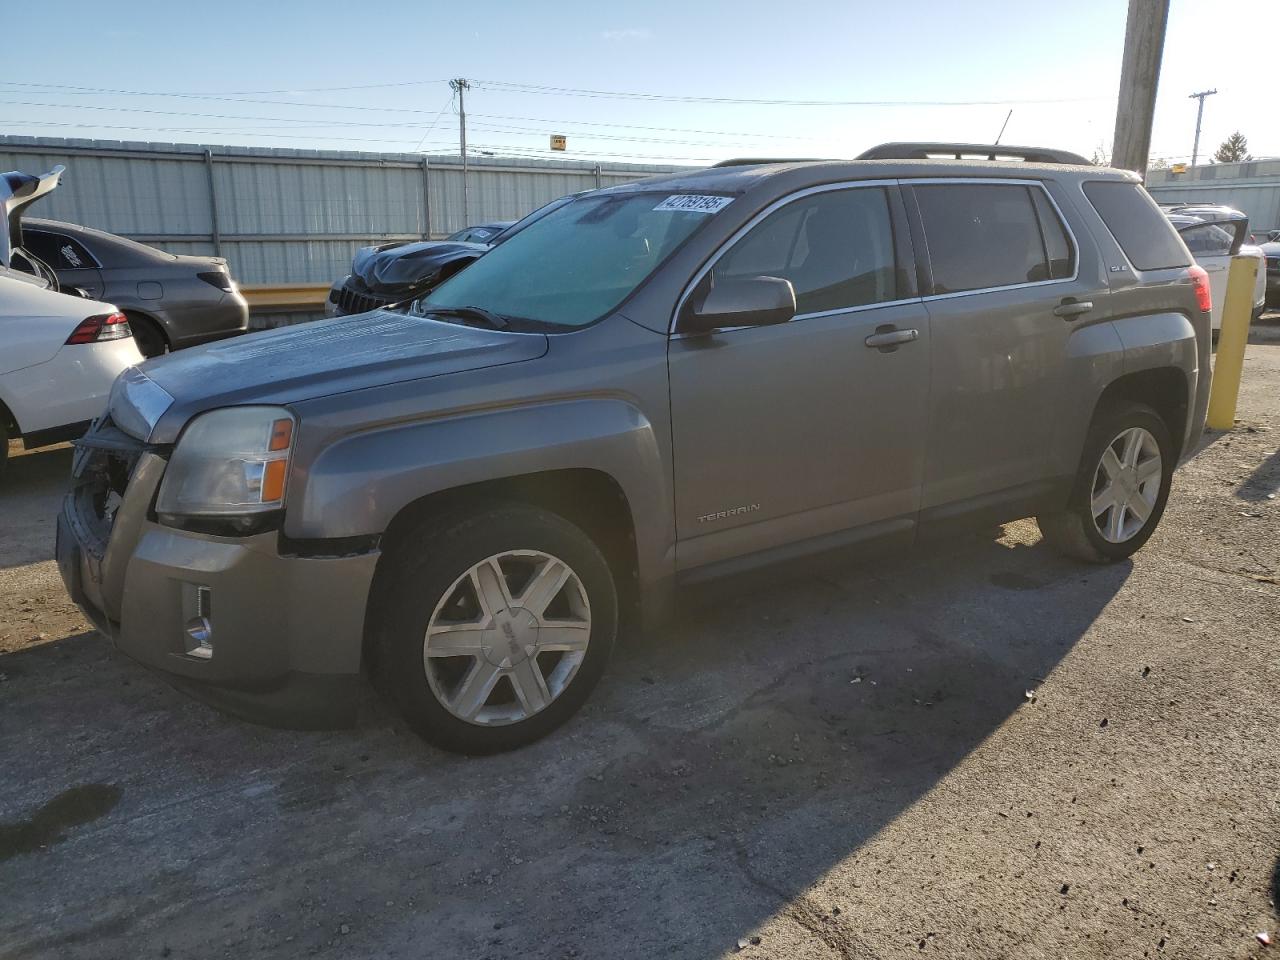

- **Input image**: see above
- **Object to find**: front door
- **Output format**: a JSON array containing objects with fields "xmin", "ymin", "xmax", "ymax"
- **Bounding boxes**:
[{"xmin": 668, "ymin": 183, "xmax": 930, "ymax": 573}]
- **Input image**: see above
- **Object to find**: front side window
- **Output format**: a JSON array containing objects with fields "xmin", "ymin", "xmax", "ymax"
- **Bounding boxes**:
[
  {"xmin": 711, "ymin": 187, "xmax": 897, "ymax": 314},
  {"xmin": 421, "ymin": 192, "xmax": 718, "ymax": 328},
  {"xmin": 914, "ymin": 183, "xmax": 1057, "ymax": 294}
]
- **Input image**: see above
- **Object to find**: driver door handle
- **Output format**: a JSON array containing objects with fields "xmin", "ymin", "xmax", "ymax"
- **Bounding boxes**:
[
  {"xmin": 1053, "ymin": 298, "xmax": 1094, "ymax": 319},
  {"xmin": 864, "ymin": 327, "xmax": 919, "ymax": 349}
]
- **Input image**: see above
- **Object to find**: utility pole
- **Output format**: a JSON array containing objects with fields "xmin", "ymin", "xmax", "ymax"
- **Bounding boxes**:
[
  {"xmin": 1110, "ymin": 0, "xmax": 1170, "ymax": 177},
  {"xmin": 1188, "ymin": 89, "xmax": 1217, "ymax": 168},
  {"xmin": 450, "ymin": 78, "xmax": 471, "ymax": 224}
]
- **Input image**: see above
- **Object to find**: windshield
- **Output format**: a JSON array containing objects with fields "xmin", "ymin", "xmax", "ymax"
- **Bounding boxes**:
[{"xmin": 416, "ymin": 192, "xmax": 724, "ymax": 328}]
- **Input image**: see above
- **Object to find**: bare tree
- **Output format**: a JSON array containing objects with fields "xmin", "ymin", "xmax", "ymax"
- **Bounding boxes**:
[{"xmin": 1213, "ymin": 131, "xmax": 1252, "ymax": 163}]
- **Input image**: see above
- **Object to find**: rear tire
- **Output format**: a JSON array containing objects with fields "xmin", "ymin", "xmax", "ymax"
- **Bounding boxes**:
[
  {"xmin": 369, "ymin": 504, "xmax": 618, "ymax": 755},
  {"xmin": 126, "ymin": 313, "xmax": 169, "ymax": 359},
  {"xmin": 1037, "ymin": 403, "xmax": 1174, "ymax": 563}
]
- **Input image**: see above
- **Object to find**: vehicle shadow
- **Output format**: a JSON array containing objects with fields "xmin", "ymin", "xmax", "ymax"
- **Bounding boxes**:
[
  {"xmin": 0, "ymin": 444, "xmax": 72, "ymax": 571},
  {"xmin": 1236, "ymin": 445, "xmax": 1280, "ymax": 502},
  {"xmin": 0, "ymin": 520, "xmax": 1128, "ymax": 959}
]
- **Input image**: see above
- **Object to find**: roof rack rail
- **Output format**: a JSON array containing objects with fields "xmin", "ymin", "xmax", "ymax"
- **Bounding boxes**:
[
  {"xmin": 711, "ymin": 157, "xmax": 825, "ymax": 167},
  {"xmin": 855, "ymin": 142, "xmax": 1091, "ymax": 165}
]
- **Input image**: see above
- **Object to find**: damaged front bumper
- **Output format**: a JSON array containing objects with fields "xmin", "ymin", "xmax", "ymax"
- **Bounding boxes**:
[{"xmin": 56, "ymin": 420, "xmax": 379, "ymax": 729}]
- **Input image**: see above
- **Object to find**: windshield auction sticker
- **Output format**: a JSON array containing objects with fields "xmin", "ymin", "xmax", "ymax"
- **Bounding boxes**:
[{"xmin": 653, "ymin": 194, "xmax": 734, "ymax": 214}]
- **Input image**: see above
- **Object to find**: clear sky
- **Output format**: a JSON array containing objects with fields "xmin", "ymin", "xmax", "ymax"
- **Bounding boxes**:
[{"xmin": 2, "ymin": 0, "xmax": 1275, "ymax": 167}]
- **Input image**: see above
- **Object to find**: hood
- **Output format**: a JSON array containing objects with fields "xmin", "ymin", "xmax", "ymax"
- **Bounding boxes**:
[
  {"xmin": 133, "ymin": 310, "xmax": 548, "ymax": 443},
  {"xmin": 1, "ymin": 166, "xmax": 64, "ymax": 266},
  {"xmin": 351, "ymin": 239, "xmax": 488, "ymax": 295}
]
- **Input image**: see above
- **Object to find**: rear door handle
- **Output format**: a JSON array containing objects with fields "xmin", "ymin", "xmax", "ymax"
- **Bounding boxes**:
[
  {"xmin": 1053, "ymin": 298, "xmax": 1094, "ymax": 319},
  {"xmin": 864, "ymin": 327, "xmax": 919, "ymax": 349}
]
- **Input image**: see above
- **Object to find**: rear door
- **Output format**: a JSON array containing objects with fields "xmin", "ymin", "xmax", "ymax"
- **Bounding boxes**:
[
  {"xmin": 668, "ymin": 182, "xmax": 930, "ymax": 572},
  {"xmin": 904, "ymin": 179, "xmax": 1103, "ymax": 524}
]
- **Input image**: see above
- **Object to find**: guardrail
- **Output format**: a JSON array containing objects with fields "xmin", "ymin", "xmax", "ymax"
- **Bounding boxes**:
[{"xmin": 240, "ymin": 283, "xmax": 331, "ymax": 310}]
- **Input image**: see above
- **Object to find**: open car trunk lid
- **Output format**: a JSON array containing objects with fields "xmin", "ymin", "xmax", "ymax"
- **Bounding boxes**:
[{"xmin": 1, "ymin": 166, "xmax": 65, "ymax": 268}]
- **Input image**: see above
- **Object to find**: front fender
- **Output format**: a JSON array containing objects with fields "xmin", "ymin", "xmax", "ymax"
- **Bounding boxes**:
[{"xmin": 285, "ymin": 396, "xmax": 671, "ymax": 573}]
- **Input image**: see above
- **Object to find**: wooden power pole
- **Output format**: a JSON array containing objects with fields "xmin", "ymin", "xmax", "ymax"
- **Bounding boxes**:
[{"xmin": 1110, "ymin": 0, "xmax": 1170, "ymax": 176}]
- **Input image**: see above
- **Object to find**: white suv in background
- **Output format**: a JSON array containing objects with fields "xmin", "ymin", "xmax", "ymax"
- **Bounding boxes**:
[{"xmin": 1161, "ymin": 204, "xmax": 1266, "ymax": 327}]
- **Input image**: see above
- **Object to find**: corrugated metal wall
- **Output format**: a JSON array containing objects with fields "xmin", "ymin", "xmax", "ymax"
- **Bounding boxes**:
[
  {"xmin": 1148, "ymin": 159, "xmax": 1280, "ymax": 235},
  {"xmin": 0, "ymin": 136, "xmax": 689, "ymax": 285}
]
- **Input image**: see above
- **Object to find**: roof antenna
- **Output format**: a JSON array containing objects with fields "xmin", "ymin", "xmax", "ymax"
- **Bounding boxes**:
[{"xmin": 994, "ymin": 109, "xmax": 1013, "ymax": 146}]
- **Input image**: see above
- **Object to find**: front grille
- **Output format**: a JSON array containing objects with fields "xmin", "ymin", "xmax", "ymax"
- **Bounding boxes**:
[{"xmin": 334, "ymin": 282, "xmax": 391, "ymax": 316}]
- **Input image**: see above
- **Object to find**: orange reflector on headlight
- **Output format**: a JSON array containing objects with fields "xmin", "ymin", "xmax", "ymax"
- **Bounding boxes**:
[
  {"xmin": 269, "ymin": 418, "xmax": 293, "ymax": 452},
  {"xmin": 261, "ymin": 459, "xmax": 288, "ymax": 503}
]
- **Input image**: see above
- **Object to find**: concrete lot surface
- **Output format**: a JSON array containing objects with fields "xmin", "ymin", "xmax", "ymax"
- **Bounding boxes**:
[{"xmin": 2, "ymin": 336, "xmax": 1279, "ymax": 959}]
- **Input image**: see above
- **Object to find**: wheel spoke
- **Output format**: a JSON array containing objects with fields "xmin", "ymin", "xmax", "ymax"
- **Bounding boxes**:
[
  {"xmin": 1107, "ymin": 503, "xmax": 1127, "ymax": 542},
  {"xmin": 1091, "ymin": 485, "xmax": 1117, "ymax": 520},
  {"xmin": 1121, "ymin": 429, "xmax": 1143, "ymax": 469},
  {"xmin": 450, "ymin": 661, "xmax": 502, "ymax": 719},
  {"xmin": 471, "ymin": 560, "xmax": 512, "ymax": 618},
  {"xmin": 509, "ymin": 658, "xmax": 551, "ymax": 714},
  {"xmin": 1125, "ymin": 491, "xmax": 1152, "ymax": 523},
  {"xmin": 425, "ymin": 624, "xmax": 486, "ymax": 657},
  {"xmin": 519, "ymin": 559, "xmax": 571, "ymax": 618},
  {"xmin": 1099, "ymin": 447, "xmax": 1124, "ymax": 481},
  {"xmin": 1135, "ymin": 456, "xmax": 1162, "ymax": 485},
  {"xmin": 537, "ymin": 621, "xmax": 591, "ymax": 652}
]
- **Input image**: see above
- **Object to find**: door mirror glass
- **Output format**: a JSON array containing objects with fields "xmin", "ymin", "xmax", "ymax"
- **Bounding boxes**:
[{"xmin": 681, "ymin": 276, "xmax": 796, "ymax": 334}]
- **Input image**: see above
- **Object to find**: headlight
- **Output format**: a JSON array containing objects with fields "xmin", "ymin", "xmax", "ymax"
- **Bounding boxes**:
[{"xmin": 156, "ymin": 406, "xmax": 295, "ymax": 520}]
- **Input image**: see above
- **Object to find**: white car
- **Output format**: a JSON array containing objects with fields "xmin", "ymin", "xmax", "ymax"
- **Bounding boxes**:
[
  {"xmin": 1165, "ymin": 206, "xmax": 1266, "ymax": 330},
  {"xmin": 0, "ymin": 270, "xmax": 142, "ymax": 478}
]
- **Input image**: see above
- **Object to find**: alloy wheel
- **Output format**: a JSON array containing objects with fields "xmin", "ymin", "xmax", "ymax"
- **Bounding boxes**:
[
  {"xmin": 422, "ymin": 550, "xmax": 591, "ymax": 725},
  {"xmin": 1090, "ymin": 426, "xmax": 1163, "ymax": 544}
]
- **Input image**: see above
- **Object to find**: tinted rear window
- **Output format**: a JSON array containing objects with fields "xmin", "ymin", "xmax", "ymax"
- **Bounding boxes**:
[{"xmin": 1083, "ymin": 181, "xmax": 1190, "ymax": 271}]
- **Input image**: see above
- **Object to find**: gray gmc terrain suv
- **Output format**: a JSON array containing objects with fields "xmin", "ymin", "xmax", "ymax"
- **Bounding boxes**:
[{"xmin": 58, "ymin": 143, "xmax": 1212, "ymax": 754}]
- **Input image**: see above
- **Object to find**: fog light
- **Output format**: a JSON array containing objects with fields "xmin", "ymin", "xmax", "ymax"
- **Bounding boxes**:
[{"xmin": 182, "ymin": 585, "xmax": 213, "ymax": 659}]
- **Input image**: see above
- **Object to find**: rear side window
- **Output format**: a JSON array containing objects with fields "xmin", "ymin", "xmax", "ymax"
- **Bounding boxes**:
[
  {"xmin": 22, "ymin": 230, "xmax": 96, "ymax": 270},
  {"xmin": 914, "ymin": 183, "xmax": 1060, "ymax": 294},
  {"xmin": 712, "ymin": 187, "xmax": 898, "ymax": 314},
  {"xmin": 1083, "ymin": 181, "xmax": 1190, "ymax": 271},
  {"xmin": 1030, "ymin": 189, "xmax": 1075, "ymax": 279}
]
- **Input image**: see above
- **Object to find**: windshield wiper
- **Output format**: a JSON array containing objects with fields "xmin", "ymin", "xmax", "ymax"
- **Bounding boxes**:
[{"xmin": 423, "ymin": 305, "xmax": 509, "ymax": 330}]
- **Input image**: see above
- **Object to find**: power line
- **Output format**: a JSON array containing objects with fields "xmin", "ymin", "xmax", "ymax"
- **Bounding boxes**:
[
  {"xmin": 469, "ymin": 121, "xmax": 768, "ymax": 150},
  {"xmin": 470, "ymin": 112, "xmax": 822, "ymax": 140},
  {"xmin": 0, "ymin": 78, "xmax": 450, "ymax": 96},
  {"xmin": 472, "ymin": 78, "xmax": 1111, "ymax": 107},
  {"xmin": 0, "ymin": 118, "xmax": 449, "ymax": 146}
]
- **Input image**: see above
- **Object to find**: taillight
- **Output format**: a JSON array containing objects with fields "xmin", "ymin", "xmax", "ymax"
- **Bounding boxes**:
[
  {"xmin": 1188, "ymin": 264, "xmax": 1212, "ymax": 313},
  {"xmin": 65, "ymin": 311, "xmax": 132, "ymax": 345},
  {"xmin": 197, "ymin": 270, "xmax": 234, "ymax": 292}
]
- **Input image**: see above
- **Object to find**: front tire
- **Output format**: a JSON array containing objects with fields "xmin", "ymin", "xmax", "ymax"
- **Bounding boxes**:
[
  {"xmin": 1037, "ymin": 403, "xmax": 1174, "ymax": 563},
  {"xmin": 369, "ymin": 504, "xmax": 618, "ymax": 754}
]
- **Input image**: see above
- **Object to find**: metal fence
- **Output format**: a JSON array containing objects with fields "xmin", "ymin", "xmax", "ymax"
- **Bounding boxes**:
[
  {"xmin": 1148, "ymin": 159, "xmax": 1280, "ymax": 235},
  {"xmin": 0, "ymin": 136, "xmax": 690, "ymax": 286}
]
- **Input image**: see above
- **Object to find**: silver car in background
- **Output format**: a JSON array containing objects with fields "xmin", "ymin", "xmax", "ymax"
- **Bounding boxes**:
[{"xmin": 22, "ymin": 217, "xmax": 249, "ymax": 357}]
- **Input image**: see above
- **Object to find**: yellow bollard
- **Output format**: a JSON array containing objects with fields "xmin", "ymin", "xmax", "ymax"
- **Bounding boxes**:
[{"xmin": 1206, "ymin": 255, "xmax": 1260, "ymax": 430}]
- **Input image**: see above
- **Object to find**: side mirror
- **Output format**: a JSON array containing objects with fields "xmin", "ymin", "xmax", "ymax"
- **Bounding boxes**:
[{"xmin": 679, "ymin": 276, "xmax": 796, "ymax": 335}]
